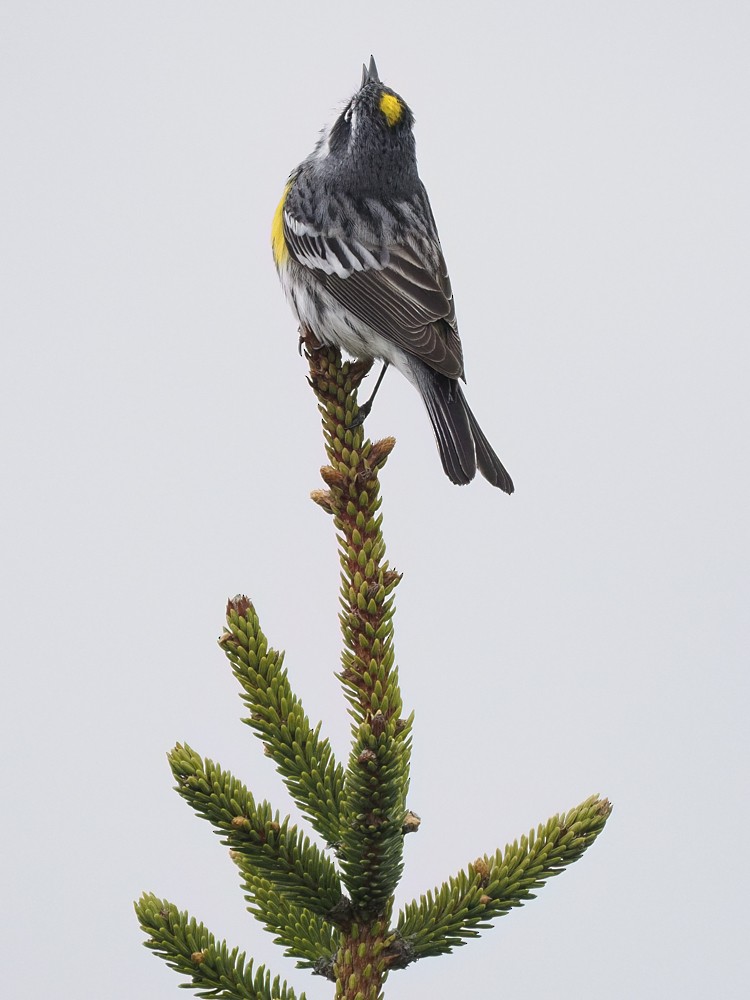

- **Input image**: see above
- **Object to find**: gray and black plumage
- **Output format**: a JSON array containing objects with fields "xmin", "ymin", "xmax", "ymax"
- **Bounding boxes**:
[{"xmin": 272, "ymin": 57, "xmax": 514, "ymax": 493}]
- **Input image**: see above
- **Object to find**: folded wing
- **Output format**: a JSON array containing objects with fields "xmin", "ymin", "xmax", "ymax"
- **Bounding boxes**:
[{"xmin": 283, "ymin": 206, "xmax": 464, "ymax": 379}]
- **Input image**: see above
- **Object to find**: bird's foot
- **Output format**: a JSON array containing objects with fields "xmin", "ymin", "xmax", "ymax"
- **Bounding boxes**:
[{"xmin": 348, "ymin": 400, "xmax": 373, "ymax": 428}]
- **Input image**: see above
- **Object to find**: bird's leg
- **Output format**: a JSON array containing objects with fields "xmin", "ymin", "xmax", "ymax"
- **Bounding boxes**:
[{"xmin": 349, "ymin": 361, "xmax": 390, "ymax": 427}]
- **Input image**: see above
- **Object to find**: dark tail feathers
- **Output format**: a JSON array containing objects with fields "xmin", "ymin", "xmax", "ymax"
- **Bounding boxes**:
[{"xmin": 415, "ymin": 368, "xmax": 514, "ymax": 493}]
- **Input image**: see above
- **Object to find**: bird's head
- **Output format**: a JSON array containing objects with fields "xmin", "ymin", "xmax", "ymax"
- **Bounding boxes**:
[{"xmin": 311, "ymin": 57, "xmax": 418, "ymax": 195}]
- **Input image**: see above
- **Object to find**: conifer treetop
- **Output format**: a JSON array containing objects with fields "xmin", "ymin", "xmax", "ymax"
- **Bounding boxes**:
[{"xmin": 135, "ymin": 333, "xmax": 611, "ymax": 1000}]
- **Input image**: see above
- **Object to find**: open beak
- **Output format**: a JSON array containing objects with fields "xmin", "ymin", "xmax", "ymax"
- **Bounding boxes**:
[{"xmin": 360, "ymin": 55, "xmax": 380, "ymax": 88}]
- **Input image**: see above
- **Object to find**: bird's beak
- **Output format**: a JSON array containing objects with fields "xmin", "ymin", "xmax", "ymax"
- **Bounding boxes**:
[{"xmin": 360, "ymin": 55, "xmax": 380, "ymax": 88}]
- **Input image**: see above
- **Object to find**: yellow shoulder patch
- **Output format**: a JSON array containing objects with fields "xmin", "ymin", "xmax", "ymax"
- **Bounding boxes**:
[
  {"xmin": 271, "ymin": 183, "xmax": 291, "ymax": 266},
  {"xmin": 379, "ymin": 92, "xmax": 403, "ymax": 127}
]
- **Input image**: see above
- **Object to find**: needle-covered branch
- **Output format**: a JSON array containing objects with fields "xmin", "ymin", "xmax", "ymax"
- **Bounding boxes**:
[
  {"xmin": 169, "ymin": 743, "xmax": 345, "ymax": 919},
  {"xmin": 135, "ymin": 894, "xmax": 306, "ymax": 1000},
  {"xmin": 337, "ymin": 714, "xmax": 413, "ymax": 915},
  {"xmin": 235, "ymin": 865, "xmax": 338, "ymax": 979},
  {"xmin": 304, "ymin": 332, "xmax": 412, "ymax": 923},
  {"xmin": 304, "ymin": 331, "xmax": 402, "ymax": 730},
  {"xmin": 396, "ymin": 794, "xmax": 612, "ymax": 961},
  {"xmin": 219, "ymin": 596, "xmax": 344, "ymax": 847}
]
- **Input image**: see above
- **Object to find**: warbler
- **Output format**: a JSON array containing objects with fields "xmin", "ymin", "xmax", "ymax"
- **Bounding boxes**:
[{"xmin": 272, "ymin": 57, "xmax": 514, "ymax": 493}]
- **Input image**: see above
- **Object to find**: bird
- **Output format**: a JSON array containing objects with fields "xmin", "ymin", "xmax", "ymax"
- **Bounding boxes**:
[{"xmin": 271, "ymin": 57, "xmax": 514, "ymax": 493}]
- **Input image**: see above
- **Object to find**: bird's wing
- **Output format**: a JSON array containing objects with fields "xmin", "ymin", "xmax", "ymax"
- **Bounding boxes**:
[{"xmin": 282, "ymin": 203, "xmax": 464, "ymax": 380}]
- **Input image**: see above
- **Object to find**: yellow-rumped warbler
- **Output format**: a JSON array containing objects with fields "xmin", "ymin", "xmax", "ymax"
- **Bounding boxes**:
[{"xmin": 272, "ymin": 57, "xmax": 513, "ymax": 493}]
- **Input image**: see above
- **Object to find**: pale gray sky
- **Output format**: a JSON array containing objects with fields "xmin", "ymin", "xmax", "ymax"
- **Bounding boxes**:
[{"xmin": 1, "ymin": 2, "xmax": 748, "ymax": 998}]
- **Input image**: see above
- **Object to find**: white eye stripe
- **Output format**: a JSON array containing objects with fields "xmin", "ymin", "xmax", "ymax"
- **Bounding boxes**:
[{"xmin": 346, "ymin": 106, "xmax": 358, "ymax": 150}]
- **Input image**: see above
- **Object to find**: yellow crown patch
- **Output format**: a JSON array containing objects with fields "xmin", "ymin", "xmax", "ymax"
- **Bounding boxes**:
[{"xmin": 379, "ymin": 92, "xmax": 403, "ymax": 127}]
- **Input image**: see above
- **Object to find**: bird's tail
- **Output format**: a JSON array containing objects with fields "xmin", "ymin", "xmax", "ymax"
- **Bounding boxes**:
[{"xmin": 413, "ymin": 366, "xmax": 514, "ymax": 493}]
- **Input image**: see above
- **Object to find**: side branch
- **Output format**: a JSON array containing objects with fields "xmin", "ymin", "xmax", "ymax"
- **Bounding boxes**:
[
  {"xmin": 219, "ymin": 596, "xmax": 344, "ymax": 847},
  {"xmin": 169, "ymin": 744, "xmax": 345, "ymax": 919},
  {"xmin": 236, "ymin": 867, "xmax": 338, "ymax": 978},
  {"xmin": 395, "ymin": 794, "xmax": 612, "ymax": 962},
  {"xmin": 135, "ymin": 895, "xmax": 306, "ymax": 1000}
]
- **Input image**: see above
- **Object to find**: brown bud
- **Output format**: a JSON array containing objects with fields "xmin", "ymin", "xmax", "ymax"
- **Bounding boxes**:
[
  {"xmin": 479, "ymin": 894, "xmax": 492, "ymax": 906},
  {"xmin": 382, "ymin": 938, "xmax": 416, "ymax": 970},
  {"xmin": 402, "ymin": 810, "xmax": 421, "ymax": 835},
  {"xmin": 369, "ymin": 436, "xmax": 396, "ymax": 467},
  {"xmin": 358, "ymin": 749, "xmax": 378, "ymax": 766},
  {"xmin": 310, "ymin": 489, "xmax": 335, "ymax": 514},
  {"xmin": 371, "ymin": 710, "xmax": 387, "ymax": 737},
  {"xmin": 227, "ymin": 595, "xmax": 251, "ymax": 617},
  {"xmin": 320, "ymin": 465, "xmax": 348, "ymax": 490},
  {"xmin": 365, "ymin": 812, "xmax": 387, "ymax": 828},
  {"xmin": 473, "ymin": 858, "xmax": 491, "ymax": 886},
  {"xmin": 190, "ymin": 951, "xmax": 206, "ymax": 965}
]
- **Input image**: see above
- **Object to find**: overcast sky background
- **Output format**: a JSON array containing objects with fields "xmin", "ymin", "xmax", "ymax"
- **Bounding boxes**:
[{"xmin": 2, "ymin": 2, "xmax": 748, "ymax": 998}]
